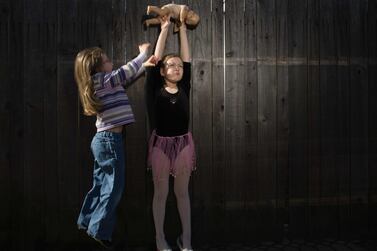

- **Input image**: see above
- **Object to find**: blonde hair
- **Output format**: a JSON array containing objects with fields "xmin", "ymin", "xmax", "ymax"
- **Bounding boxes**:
[{"xmin": 74, "ymin": 47, "xmax": 103, "ymax": 116}]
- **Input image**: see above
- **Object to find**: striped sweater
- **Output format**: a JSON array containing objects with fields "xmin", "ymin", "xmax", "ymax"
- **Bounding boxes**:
[{"xmin": 92, "ymin": 52, "xmax": 147, "ymax": 132}]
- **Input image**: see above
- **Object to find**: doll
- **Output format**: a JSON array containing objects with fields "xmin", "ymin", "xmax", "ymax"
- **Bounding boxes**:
[{"xmin": 143, "ymin": 3, "xmax": 200, "ymax": 32}]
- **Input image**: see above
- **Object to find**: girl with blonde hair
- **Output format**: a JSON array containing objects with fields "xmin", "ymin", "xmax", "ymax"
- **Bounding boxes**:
[{"xmin": 75, "ymin": 43, "xmax": 156, "ymax": 248}]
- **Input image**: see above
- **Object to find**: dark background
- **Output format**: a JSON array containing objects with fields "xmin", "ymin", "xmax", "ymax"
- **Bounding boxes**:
[{"xmin": 1, "ymin": 0, "xmax": 377, "ymax": 250}]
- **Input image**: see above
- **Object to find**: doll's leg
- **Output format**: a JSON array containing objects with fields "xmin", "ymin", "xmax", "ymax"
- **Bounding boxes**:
[
  {"xmin": 147, "ymin": 5, "xmax": 169, "ymax": 16},
  {"xmin": 144, "ymin": 17, "xmax": 161, "ymax": 27}
]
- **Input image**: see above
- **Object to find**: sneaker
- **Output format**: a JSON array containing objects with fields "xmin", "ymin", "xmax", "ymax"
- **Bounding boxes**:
[
  {"xmin": 156, "ymin": 239, "xmax": 172, "ymax": 251},
  {"xmin": 176, "ymin": 236, "xmax": 193, "ymax": 251},
  {"xmin": 156, "ymin": 247, "xmax": 172, "ymax": 251},
  {"xmin": 93, "ymin": 237, "xmax": 113, "ymax": 249},
  {"xmin": 77, "ymin": 224, "xmax": 87, "ymax": 230}
]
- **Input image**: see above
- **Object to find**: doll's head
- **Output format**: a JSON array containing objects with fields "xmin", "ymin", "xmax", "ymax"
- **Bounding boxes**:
[{"xmin": 185, "ymin": 10, "xmax": 200, "ymax": 26}]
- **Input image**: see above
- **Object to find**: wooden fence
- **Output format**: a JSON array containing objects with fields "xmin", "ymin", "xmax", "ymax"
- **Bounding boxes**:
[{"xmin": 1, "ymin": 0, "xmax": 377, "ymax": 250}]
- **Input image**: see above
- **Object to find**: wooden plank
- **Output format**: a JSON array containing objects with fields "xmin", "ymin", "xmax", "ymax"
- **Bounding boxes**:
[
  {"xmin": 335, "ymin": 0, "xmax": 351, "ymax": 239},
  {"xmin": 8, "ymin": 0, "xmax": 25, "ymax": 250},
  {"xmin": 93, "ymin": 0, "xmax": 116, "ymax": 244},
  {"xmin": 243, "ymin": 0, "xmax": 259, "ymax": 243},
  {"xmin": 223, "ymin": 0, "xmax": 246, "ymax": 242},
  {"xmin": 108, "ymin": 0, "xmax": 129, "ymax": 247},
  {"xmin": 124, "ymin": 0, "xmax": 151, "ymax": 246},
  {"xmin": 75, "ymin": 0, "xmax": 96, "ymax": 247},
  {"xmin": 188, "ymin": 0, "xmax": 213, "ymax": 246},
  {"xmin": 74, "ymin": 0, "xmax": 111, "ymax": 247},
  {"xmin": 288, "ymin": 0, "xmax": 309, "ymax": 239},
  {"xmin": 0, "ymin": 0, "xmax": 11, "ymax": 246},
  {"xmin": 76, "ymin": 0, "xmax": 112, "ymax": 50},
  {"xmin": 23, "ymin": 0, "xmax": 45, "ymax": 246},
  {"xmin": 348, "ymin": 0, "xmax": 369, "ymax": 238},
  {"xmin": 307, "ymin": 0, "xmax": 321, "ymax": 239},
  {"xmin": 104, "ymin": 0, "xmax": 133, "ymax": 248},
  {"xmin": 57, "ymin": 0, "xmax": 80, "ymax": 243},
  {"xmin": 368, "ymin": 0, "xmax": 377, "ymax": 237},
  {"xmin": 318, "ymin": 0, "xmax": 339, "ymax": 238},
  {"xmin": 143, "ymin": 0, "xmax": 159, "ymax": 135},
  {"xmin": 112, "ymin": 0, "xmax": 127, "ymax": 69},
  {"xmin": 42, "ymin": 0, "xmax": 59, "ymax": 245},
  {"xmin": 211, "ymin": 0, "xmax": 226, "ymax": 243},
  {"xmin": 276, "ymin": 0, "xmax": 289, "ymax": 241},
  {"xmin": 256, "ymin": 0, "xmax": 278, "ymax": 240},
  {"xmin": 138, "ymin": 0, "xmax": 160, "ymax": 248}
]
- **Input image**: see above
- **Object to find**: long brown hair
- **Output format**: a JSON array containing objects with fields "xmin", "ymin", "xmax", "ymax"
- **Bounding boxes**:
[
  {"xmin": 74, "ymin": 47, "xmax": 103, "ymax": 116},
  {"xmin": 75, "ymin": 47, "xmax": 104, "ymax": 116}
]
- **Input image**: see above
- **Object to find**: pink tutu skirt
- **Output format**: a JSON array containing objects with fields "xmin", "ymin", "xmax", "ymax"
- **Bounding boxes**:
[{"xmin": 148, "ymin": 130, "xmax": 196, "ymax": 179}]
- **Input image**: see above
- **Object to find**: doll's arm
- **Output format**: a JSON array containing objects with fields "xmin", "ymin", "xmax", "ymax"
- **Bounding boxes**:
[{"xmin": 179, "ymin": 5, "xmax": 189, "ymax": 23}]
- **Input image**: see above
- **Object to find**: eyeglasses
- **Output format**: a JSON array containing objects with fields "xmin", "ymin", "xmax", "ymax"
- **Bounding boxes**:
[{"xmin": 165, "ymin": 63, "xmax": 183, "ymax": 69}]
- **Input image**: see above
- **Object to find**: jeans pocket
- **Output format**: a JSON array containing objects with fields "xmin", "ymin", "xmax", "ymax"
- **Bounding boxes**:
[{"xmin": 92, "ymin": 139, "xmax": 118, "ymax": 173}]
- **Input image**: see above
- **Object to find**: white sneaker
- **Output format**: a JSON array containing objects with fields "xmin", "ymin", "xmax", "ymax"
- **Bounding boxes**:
[
  {"xmin": 176, "ymin": 236, "xmax": 193, "ymax": 251},
  {"xmin": 156, "ymin": 238, "xmax": 172, "ymax": 251}
]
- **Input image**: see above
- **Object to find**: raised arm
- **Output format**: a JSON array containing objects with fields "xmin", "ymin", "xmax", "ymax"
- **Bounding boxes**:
[
  {"xmin": 154, "ymin": 15, "xmax": 171, "ymax": 60},
  {"xmin": 100, "ymin": 50, "xmax": 146, "ymax": 89},
  {"xmin": 179, "ymin": 22, "xmax": 190, "ymax": 62},
  {"xmin": 120, "ymin": 43, "xmax": 149, "ymax": 77},
  {"xmin": 100, "ymin": 43, "xmax": 149, "ymax": 89}
]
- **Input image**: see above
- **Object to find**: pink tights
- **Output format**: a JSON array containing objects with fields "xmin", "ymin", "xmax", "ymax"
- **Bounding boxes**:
[{"xmin": 149, "ymin": 131, "xmax": 195, "ymax": 250}]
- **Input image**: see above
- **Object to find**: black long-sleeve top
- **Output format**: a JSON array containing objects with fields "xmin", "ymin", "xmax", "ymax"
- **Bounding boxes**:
[{"xmin": 145, "ymin": 62, "xmax": 191, "ymax": 137}]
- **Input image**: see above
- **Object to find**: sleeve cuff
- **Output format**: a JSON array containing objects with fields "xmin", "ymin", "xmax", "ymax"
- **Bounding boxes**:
[{"xmin": 137, "ymin": 51, "xmax": 148, "ymax": 62}]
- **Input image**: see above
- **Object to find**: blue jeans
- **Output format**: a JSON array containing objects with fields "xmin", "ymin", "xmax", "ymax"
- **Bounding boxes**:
[{"xmin": 77, "ymin": 131, "xmax": 125, "ymax": 241}]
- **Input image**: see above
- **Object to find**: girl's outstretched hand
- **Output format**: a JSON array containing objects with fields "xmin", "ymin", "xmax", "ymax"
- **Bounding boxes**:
[
  {"xmin": 143, "ymin": 55, "xmax": 159, "ymax": 67},
  {"xmin": 139, "ymin": 43, "xmax": 151, "ymax": 54},
  {"xmin": 159, "ymin": 14, "xmax": 171, "ymax": 30}
]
